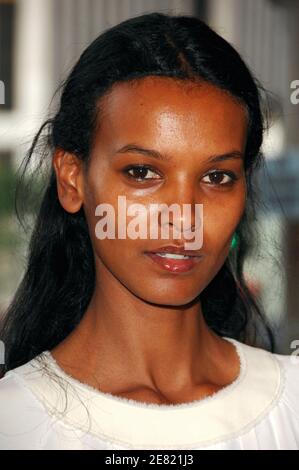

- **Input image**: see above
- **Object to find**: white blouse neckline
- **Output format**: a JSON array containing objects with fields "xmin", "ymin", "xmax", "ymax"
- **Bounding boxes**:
[
  {"xmin": 44, "ymin": 336, "xmax": 246, "ymax": 411},
  {"xmin": 12, "ymin": 336, "xmax": 284, "ymax": 449}
]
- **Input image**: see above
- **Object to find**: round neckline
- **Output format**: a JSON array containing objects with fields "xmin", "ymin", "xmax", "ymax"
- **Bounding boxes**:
[
  {"xmin": 15, "ymin": 336, "xmax": 283, "ymax": 448},
  {"xmin": 43, "ymin": 336, "xmax": 245, "ymax": 411}
]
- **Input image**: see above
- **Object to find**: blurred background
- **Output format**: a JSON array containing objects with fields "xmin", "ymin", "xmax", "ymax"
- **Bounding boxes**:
[{"xmin": 0, "ymin": 0, "xmax": 298, "ymax": 354}]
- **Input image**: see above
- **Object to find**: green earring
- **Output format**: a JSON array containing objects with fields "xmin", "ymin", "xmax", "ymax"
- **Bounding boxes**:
[{"xmin": 230, "ymin": 232, "xmax": 239, "ymax": 251}]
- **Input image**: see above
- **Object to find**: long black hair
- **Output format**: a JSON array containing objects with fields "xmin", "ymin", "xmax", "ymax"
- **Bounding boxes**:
[{"xmin": 0, "ymin": 12, "xmax": 276, "ymax": 373}]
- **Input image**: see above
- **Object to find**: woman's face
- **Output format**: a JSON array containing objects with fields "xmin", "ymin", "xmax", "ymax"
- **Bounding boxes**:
[{"xmin": 82, "ymin": 77, "xmax": 248, "ymax": 305}]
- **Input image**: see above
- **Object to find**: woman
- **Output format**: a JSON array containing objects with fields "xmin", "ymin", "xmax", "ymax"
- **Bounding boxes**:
[{"xmin": 0, "ymin": 12, "xmax": 298, "ymax": 450}]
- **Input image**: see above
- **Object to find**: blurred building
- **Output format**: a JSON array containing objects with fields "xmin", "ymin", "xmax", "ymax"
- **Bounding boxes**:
[{"xmin": 0, "ymin": 0, "xmax": 298, "ymax": 353}]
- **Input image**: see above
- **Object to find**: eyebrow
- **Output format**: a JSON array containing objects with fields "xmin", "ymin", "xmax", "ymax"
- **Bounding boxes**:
[{"xmin": 114, "ymin": 143, "xmax": 243, "ymax": 163}]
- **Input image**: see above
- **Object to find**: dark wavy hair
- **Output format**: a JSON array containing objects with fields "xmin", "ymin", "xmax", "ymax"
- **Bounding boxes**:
[{"xmin": 0, "ymin": 12, "xmax": 276, "ymax": 373}]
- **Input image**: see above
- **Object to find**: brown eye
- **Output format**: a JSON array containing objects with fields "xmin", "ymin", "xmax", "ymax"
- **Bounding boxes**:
[
  {"xmin": 124, "ymin": 165, "xmax": 161, "ymax": 181},
  {"xmin": 202, "ymin": 171, "xmax": 237, "ymax": 186}
]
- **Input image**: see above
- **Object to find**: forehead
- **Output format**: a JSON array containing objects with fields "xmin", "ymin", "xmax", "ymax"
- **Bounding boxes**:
[{"xmin": 94, "ymin": 76, "xmax": 248, "ymax": 154}]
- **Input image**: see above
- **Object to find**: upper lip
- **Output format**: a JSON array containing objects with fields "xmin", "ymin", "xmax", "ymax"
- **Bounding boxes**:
[{"xmin": 145, "ymin": 245, "xmax": 202, "ymax": 257}]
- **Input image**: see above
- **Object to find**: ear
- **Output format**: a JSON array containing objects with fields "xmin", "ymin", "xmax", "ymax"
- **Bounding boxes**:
[{"xmin": 52, "ymin": 149, "xmax": 85, "ymax": 213}]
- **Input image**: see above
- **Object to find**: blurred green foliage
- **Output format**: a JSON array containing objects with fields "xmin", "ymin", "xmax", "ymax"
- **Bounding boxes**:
[{"xmin": 0, "ymin": 154, "xmax": 17, "ymax": 217}]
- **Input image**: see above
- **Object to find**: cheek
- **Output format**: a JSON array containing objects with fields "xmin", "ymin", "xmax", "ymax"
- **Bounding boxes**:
[
  {"xmin": 83, "ymin": 167, "xmax": 119, "ymax": 241},
  {"xmin": 93, "ymin": 238, "xmax": 144, "ymax": 271},
  {"xmin": 203, "ymin": 186, "xmax": 246, "ymax": 253},
  {"xmin": 84, "ymin": 181, "xmax": 149, "ymax": 268}
]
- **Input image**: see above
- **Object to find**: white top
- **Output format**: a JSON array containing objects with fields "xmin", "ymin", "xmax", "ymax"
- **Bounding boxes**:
[{"xmin": 0, "ymin": 337, "xmax": 298, "ymax": 450}]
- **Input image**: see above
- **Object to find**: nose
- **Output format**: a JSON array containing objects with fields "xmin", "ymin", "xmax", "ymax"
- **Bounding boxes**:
[
  {"xmin": 159, "ymin": 205, "xmax": 200, "ymax": 238},
  {"xmin": 157, "ymin": 178, "xmax": 202, "ymax": 240}
]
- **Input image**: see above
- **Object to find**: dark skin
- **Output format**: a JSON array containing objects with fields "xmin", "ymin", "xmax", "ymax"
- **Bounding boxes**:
[{"xmin": 51, "ymin": 77, "xmax": 248, "ymax": 405}]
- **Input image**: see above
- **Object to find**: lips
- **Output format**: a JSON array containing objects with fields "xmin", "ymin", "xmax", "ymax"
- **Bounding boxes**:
[
  {"xmin": 144, "ymin": 245, "xmax": 203, "ymax": 273},
  {"xmin": 145, "ymin": 245, "xmax": 202, "ymax": 257}
]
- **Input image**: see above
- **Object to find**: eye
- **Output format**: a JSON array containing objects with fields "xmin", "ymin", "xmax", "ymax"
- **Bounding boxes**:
[
  {"xmin": 202, "ymin": 171, "xmax": 237, "ymax": 186},
  {"xmin": 123, "ymin": 165, "xmax": 162, "ymax": 181}
]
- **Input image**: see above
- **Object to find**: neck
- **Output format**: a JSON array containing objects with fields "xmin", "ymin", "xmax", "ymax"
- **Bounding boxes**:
[{"xmin": 51, "ymin": 267, "xmax": 239, "ymax": 400}]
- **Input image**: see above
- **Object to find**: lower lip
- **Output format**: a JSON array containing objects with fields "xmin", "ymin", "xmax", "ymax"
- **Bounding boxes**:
[{"xmin": 145, "ymin": 253, "xmax": 202, "ymax": 273}]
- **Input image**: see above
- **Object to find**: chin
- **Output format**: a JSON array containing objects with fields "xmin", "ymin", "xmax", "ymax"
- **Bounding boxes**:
[{"xmin": 131, "ymin": 281, "xmax": 202, "ymax": 307}]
